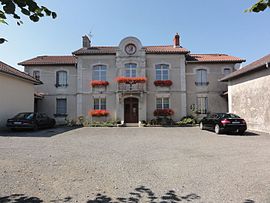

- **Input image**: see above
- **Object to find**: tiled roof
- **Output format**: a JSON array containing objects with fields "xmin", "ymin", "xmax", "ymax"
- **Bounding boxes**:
[
  {"xmin": 220, "ymin": 54, "xmax": 270, "ymax": 81},
  {"xmin": 19, "ymin": 56, "xmax": 76, "ymax": 66},
  {"xmin": 72, "ymin": 45, "xmax": 189, "ymax": 55},
  {"xmin": 187, "ymin": 54, "xmax": 245, "ymax": 63},
  {"xmin": 0, "ymin": 61, "xmax": 41, "ymax": 84}
]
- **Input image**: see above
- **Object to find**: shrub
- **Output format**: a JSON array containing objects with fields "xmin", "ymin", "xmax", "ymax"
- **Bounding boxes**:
[{"xmin": 177, "ymin": 116, "xmax": 196, "ymax": 126}]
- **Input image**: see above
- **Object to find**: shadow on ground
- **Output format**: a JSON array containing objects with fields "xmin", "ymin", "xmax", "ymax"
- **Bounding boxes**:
[
  {"xmin": 226, "ymin": 131, "xmax": 259, "ymax": 136},
  {"xmin": 0, "ymin": 186, "xmax": 255, "ymax": 203},
  {"xmin": 0, "ymin": 126, "xmax": 80, "ymax": 138}
]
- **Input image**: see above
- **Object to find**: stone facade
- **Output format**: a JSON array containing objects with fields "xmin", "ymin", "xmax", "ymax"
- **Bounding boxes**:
[{"xmin": 21, "ymin": 34, "xmax": 244, "ymax": 124}]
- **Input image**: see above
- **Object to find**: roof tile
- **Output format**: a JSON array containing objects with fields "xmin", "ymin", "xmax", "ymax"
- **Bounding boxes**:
[
  {"xmin": 0, "ymin": 61, "xmax": 41, "ymax": 84},
  {"xmin": 187, "ymin": 54, "xmax": 245, "ymax": 63},
  {"xmin": 19, "ymin": 56, "xmax": 76, "ymax": 66}
]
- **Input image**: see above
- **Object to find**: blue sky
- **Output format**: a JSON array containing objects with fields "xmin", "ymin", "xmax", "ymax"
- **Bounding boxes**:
[{"xmin": 1, "ymin": 0, "xmax": 269, "ymax": 71}]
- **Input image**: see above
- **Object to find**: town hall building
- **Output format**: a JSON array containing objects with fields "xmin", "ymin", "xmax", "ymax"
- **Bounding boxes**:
[{"xmin": 19, "ymin": 34, "xmax": 245, "ymax": 124}]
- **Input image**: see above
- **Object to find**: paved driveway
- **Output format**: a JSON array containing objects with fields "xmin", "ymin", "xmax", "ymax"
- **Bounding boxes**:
[{"xmin": 0, "ymin": 127, "xmax": 269, "ymax": 203}]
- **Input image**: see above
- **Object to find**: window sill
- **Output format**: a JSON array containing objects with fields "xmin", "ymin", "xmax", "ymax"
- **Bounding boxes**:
[
  {"xmin": 54, "ymin": 114, "xmax": 68, "ymax": 117},
  {"xmin": 195, "ymin": 82, "xmax": 209, "ymax": 86}
]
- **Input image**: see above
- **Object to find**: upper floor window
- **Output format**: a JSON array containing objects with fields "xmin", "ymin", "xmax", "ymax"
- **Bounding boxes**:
[
  {"xmin": 196, "ymin": 69, "xmax": 208, "ymax": 86},
  {"xmin": 94, "ymin": 98, "xmax": 106, "ymax": 110},
  {"xmin": 33, "ymin": 70, "xmax": 40, "ymax": 80},
  {"xmin": 56, "ymin": 71, "xmax": 68, "ymax": 87},
  {"xmin": 56, "ymin": 98, "xmax": 67, "ymax": 115},
  {"xmin": 156, "ymin": 64, "xmax": 169, "ymax": 80},
  {"xmin": 223, "ymin": 68, "xmax": 231, "ymax": 76},
  {"xmin": 93, "ymin": 65, "xmax": 107, "ymax": 81},
  {"xmin": 197, "ymin": 96, "xmax": 208, "ymax": 114},
  {"xmin": 156, "ymin": 97, "xmax": 170, "ymax": 109},
  {"xmin": 125, "ymin": 63, "xmax": 137, "ymax": 77}
]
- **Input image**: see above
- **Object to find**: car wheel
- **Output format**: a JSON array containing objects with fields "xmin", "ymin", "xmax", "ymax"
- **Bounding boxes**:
[
  {"xmin": 215, "ymin": 124, "xmax": 221, "ymax": 134},
  {"xmin": 33, "ymin": 124, "xmax": 38, "ymax": 131},
  {"xmin": 199, "ymin": 122, "xmax": 205, "ymax": 130},
  {"xmin": 50, "ymin": 120, "xmax": 56, "ymax": 128}
]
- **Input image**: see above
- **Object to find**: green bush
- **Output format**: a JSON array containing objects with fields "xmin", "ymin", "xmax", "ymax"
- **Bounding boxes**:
[{"xmin": 177, "ymin": 116, "xmax": 196, "ymax": 126}]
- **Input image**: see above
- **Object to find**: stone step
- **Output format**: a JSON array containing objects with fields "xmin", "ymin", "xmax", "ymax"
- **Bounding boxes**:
[{"xmin": 125, "ymin": 123, "xmax": 139, "ymax": 127}]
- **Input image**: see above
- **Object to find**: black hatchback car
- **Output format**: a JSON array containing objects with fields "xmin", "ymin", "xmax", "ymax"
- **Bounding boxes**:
[
  {"xmin": 199, "ymin": 113, "xmax": 247, "ymax": 135},
  {"xmin": 6, "ymin": 112, "xmax": 56, "ymax": 130}
]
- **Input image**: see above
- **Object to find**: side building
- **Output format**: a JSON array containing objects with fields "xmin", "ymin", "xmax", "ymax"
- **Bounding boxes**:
[
  {"xmin": 220, "ymin": 54, "xmax": 270, "ymax": 133},
  {"xmin": 0, "ymin": 61, "xmax": 41, "ymax": 128},
  {"xmin": 20, "ymin": 34, "xmax": 245, "ymax": 124}
]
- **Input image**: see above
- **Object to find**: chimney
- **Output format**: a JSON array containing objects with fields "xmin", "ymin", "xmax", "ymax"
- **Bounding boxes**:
[
  {"xmin": 173, "ymin": 33, "xmax": 180, "ymax": 48},
  {"xmin": 82, "ymin": 35, "xmax": 91, "ymax": 48}
]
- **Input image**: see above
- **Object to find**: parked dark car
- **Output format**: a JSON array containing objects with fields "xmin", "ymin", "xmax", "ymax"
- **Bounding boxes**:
[
  {"xmin": 6, "ymin": 112, "xmax": 56, "ymax": 130},
  {"xmin": 199, "ymin": 113, "xmax": 247, "ymax": 135}
]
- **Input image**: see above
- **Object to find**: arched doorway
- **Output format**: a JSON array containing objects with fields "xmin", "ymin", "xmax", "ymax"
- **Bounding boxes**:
[{"xmin": 124, "ymin": 97, "xmax": 139, "ymax": 123}]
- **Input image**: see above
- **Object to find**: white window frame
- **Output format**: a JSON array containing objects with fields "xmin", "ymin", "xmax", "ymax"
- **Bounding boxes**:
[
  {"xmin": 156, "ymin": 97, "xmax": 170, "ymax": 109},
  {"xmin": 196, "ymin": 96, "xmax": 208, "ymax": 114},
  {"xmin": 92, "ymin": 65, "xmax": 107, "ymax": 81},
  {"xmin": 56, "ymin": 98, "xmax": 67, "ymax": 115},
  {"xmin": 56, "ymin": 70, "xmax": 68, "ymax": 87},
  {"xmin": 196, "ymin": 69, "xmax": 208, "ymax": 86},
  {"xmin": 124, "ymin": 63, "xmax": 137, "ymax": 77},
  {"xmin": 155, "ymin": 64, "xmax": 169, "ymax": 80},
  {"xmin": 93, "ymin": 98, "xmax": 106, "ymax": 110},
  {"xmin": 223, "ymin": 67, "xmax": 232, "ymax": 76}
]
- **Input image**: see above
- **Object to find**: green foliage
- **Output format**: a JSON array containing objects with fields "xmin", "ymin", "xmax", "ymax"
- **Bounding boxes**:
[
  {"xmin": 246, "ymin": 0, "xmax": 270, "ymax": 12},
  {"xmin": 66, "ymin": 116, "xmax": 120, "ymax": 127},
  {"xmin": 177, "ymin": 116, "xmax": 196, "ymax": 126},
  {"xmin": 0, "ymin": 0, "xmax": 57, "ymax": 43}
]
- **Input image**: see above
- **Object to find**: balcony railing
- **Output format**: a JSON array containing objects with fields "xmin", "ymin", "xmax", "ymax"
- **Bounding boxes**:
[
  {"xmin": 195, "ymin": 82, "xmax": 209, "ymax": 86},
  {"xmin": 118, "ymin": 83, "xmax": 145, "ymax": 92}
]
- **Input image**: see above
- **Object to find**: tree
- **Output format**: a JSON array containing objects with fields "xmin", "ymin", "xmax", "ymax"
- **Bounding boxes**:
[
  {"xmin": 0, "ymin": 0, "xmax": 57, "ymax": 44},
  {"xmin": 246, "ymin": 0, "xmax": 270, "ymax": 12}
]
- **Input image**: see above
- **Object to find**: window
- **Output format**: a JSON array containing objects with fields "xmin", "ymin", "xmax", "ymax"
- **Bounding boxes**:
[
  {"xmin": 196, "ymin": 69, "xmax": 208, "ymax": 86},
  {"xmin": 56, "ymin": 98, "xmax": 67, "ymax": 115},
  {"xmin": 196, "ymin": 97, "xmax": 208, "ymax": 114},
  {"xmin": 56, "ymin": 71, "xmax": 68, "ymax": 87},
  {"xmin": 223, "ymin": 68, "xmax": 231, "ymax": 76},
  {"xmin": 156, "ymin": 97, "xmax": 170, "ymax": 109},
  {"xmin": 125, "ymin": 63, "xmax": 137, "ymax": 77},
  {"xmin": 155, "ymin": 64, "xmax": 169, "ymax": 80},
  {"xmin": 33, "ymin": 70, "xmax": 40, "ymax": 80},
  {"xmin": 93, "ymin": 65, "xmax": 107, "ymax": 81},
  {"xmin": 94, "ymin": 98, "xmax": 106, "ymax": 110}
]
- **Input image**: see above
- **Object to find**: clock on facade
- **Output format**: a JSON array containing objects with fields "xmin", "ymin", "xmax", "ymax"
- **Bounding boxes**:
[{"xmin": 125, "ymin": 43, "xmax": 136, "ymax": 55}]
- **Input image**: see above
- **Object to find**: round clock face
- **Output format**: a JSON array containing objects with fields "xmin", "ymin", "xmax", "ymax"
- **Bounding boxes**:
[{"xmin": 125, "ymin": 43, "xmax": 136, "ymax": 55}]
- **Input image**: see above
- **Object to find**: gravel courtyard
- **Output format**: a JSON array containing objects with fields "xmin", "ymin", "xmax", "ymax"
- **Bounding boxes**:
[{"xmin": 0, "ymin": 127, "xmax": 270, "ymax": 203}]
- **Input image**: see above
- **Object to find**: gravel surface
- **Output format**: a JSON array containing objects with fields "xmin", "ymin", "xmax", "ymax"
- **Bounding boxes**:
[{"xmin": 0, "ymin": 127, "xmax": 269, "ymax": 203}]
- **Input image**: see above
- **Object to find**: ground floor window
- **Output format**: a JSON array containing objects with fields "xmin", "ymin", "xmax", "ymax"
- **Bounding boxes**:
[
  {"xmin": 94, "ymin": 98, "xmax": 106, "ymax": 110},
  {"xmin": 196, "ymin": 97, "xmax": 208, "ymax": 114},
  {"xmin": 156, "ymin": 97, "xmax": 170, "ymax": 109},
  {"xmin": 56, "ymin": 98, "xmax": 67, "ymax": 115}
]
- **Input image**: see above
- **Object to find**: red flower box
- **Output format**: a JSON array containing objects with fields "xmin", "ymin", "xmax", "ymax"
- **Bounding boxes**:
[
  {"xmin": 90, "ymin": 80, "xmax": 109, "ymax": 87},
  {"xmin": 116, "ymin": 77, "xmax": 147, "ymax": 84},
  {"xmin": 154, "ymin": 80, "xmax": 173, "ymax": 87},
  {"xmin": 154, "ymin": 108, "xmax": 174, "ymax": 117},
  {"xmin": 89, "ymin": 109, "xmax": 109, "ymax": 117}
]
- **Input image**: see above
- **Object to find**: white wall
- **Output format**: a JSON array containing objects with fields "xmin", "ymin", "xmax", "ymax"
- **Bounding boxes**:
[{"xmin": 0, "ymin": 74, "xmax": 35, "ymax": 128}]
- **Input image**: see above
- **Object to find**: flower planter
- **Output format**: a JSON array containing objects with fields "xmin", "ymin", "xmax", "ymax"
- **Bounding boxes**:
[
  {"xmin": 154, "ymin": 80, "xmax": 173, "ymax": 87},
  {"xmin": 116, "ymin": 77, "xmax": 147, "ymax": 84},
  {"xmin": 153, "ymin": 108, "xmax": 174, "ymax": 117},
  {"xmin": 89, "ymin": 109, "xmax": 109, "ymax": 117},
  {"xmin": 90, "ymin": 80, "xmax": 109, "ymax": 88}
]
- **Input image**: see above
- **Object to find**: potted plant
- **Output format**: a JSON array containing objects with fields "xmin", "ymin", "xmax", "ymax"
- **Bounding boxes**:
[
  {"xmin": 89, "ymin": 109, "xmax": 109, "ymax": 117},
  {"xmin": 154, "ymin": 80, "xmax": 173, "ymax": 87},
  {"xmin": 90, "ymin": 80, "xmax": 109, "ymax": 88},
  {"xmin": 116, "ymin": 76, "xmax": 147, "ymax": 84}
]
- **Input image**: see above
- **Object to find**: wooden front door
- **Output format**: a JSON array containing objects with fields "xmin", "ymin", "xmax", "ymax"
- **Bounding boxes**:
[{"xmin": 124, "ymin": 98, "xmax": 139, "ymax": 123}]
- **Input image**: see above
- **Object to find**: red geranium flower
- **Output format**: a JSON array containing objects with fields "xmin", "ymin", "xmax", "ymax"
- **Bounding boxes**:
[
  {"xmin": 154, "ymin": 80, "xmax": 173, "ymax": 87},
  {"xmin": 89, "ymin": 109, "xmax": 109, "ymax": 117},
  {"xmin": 116, "ymin": 77, "xmax": 147, "ymax": 84},
  {"xmin": 153, "ymin": 108, "xmax": 174, "ymax": 116},
  {"xmin": 90, "ymin": 80, "xmax": 109, "ymax": 87}
]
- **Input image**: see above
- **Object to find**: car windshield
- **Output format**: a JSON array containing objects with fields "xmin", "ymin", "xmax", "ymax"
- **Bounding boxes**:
[{"xmin": 14, "ymin": 113, "xmax": 34, "ymax": 120}]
